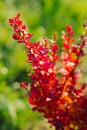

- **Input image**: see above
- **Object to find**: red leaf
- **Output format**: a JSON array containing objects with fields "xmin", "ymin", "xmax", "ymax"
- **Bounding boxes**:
[
  {"xmin": 22, "ymin": 25, "xmax": 26, "ymax": 30},
  {"xmin": 9, "ymin": 18, "xmax": 14, "ymax": 25},
  {"xmin": 66, "ymin": 25, "xmax": 72, "ymax": 32},
  {"xmin": 15, "ymin": 13, "xmax": 21, "ymax": 19},
  {"xmin": 63, "ymin": 42, "xmax": 70, "ymax": 50},
  {"xmin": 50, "ymin": 44, "xmax": 58, "ymax": 52},
  {"xmin": 29, "ymin": 97, "xmax": 35, "ymax": 105},
  {"xmin": 66, "ymin": 25, "xmax": 74, "ymax": 37},
  {"xmin": 20, "ymin": 82, "xmax": 28, "ymax": 88}
]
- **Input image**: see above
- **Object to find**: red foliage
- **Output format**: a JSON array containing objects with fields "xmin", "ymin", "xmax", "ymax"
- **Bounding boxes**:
[{"xmin": 9, "ymin": 14, "xmax": 87, "ymax": 130}]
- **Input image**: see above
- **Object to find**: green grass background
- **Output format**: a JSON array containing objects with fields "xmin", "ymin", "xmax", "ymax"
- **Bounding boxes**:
[{"xmin": 0, "ymin": 0, "xmax": 87, "ymax": 130}]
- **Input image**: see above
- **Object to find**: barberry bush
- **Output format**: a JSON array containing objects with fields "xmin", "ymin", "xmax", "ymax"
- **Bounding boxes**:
[{"xmin": 9, "ymin": 13, "xmax": 87, "ymax": 130}]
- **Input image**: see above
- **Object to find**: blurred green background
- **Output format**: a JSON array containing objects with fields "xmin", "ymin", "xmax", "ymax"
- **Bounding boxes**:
[{"xmin": 0, "ymin": 0, "xmax": 87, "ymax": 130}]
